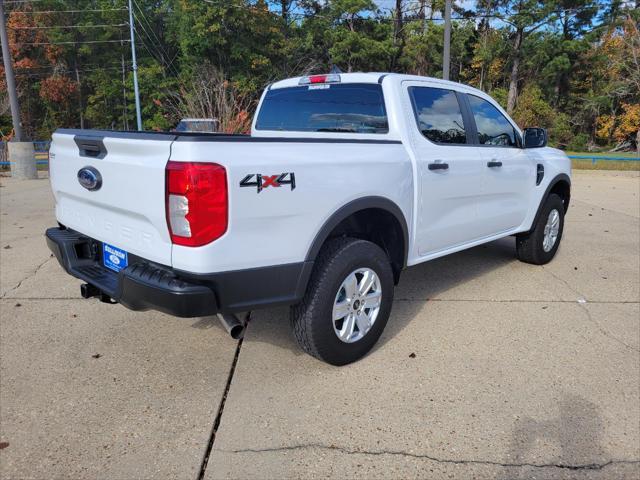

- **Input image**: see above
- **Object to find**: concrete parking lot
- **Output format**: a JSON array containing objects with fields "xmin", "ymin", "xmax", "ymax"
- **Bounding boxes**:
[{"xmin": 1, "ymin": 170, "xmax": 638, "ymax": 479}]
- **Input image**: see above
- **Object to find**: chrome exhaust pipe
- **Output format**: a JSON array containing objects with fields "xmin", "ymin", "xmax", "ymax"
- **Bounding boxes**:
[{"xmin": 217, "ymin": 312, "xmax": 249, "ymax": 340}]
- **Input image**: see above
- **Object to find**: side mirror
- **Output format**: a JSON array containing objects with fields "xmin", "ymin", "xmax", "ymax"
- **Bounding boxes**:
[{"xmin": 523, "ymin": 127, "xmax": 547, "ymax": 148}]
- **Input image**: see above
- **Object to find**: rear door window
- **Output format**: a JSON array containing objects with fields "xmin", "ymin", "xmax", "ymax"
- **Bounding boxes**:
[
  {"xmin": 409, "ymin": 86, "xmax": 467, "ymax": 144},
  {"xmin": 255, "ymin": 83, "xmax": 388, "ymax": 133},
  {"xmin": 468, "ymin": 95, "xmax": 518, "ymax": 147}
]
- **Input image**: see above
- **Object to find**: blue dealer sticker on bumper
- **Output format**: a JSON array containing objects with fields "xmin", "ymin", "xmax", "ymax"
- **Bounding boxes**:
[{"xmin": 103, "ymin": 243, "xmax": 128, "ymax": 272}]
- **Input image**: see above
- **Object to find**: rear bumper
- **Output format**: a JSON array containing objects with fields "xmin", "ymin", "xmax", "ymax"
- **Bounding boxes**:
[{"xmin": 45, "ymin": 227, "xmax": 313, "ymax": 318}]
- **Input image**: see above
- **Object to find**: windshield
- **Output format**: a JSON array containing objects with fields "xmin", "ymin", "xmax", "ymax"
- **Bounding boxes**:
[{"xmin": 255, "ymin": 83, "xmax": 388, "ymax": 134}]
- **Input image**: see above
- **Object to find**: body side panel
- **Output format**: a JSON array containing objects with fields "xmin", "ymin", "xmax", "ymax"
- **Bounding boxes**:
[
  {"xmin": 169, "ymin": 140, "xmax": 414, "ymax": 274},
  {"xmin": 518, "ymin": 147, "xmax": 572, "ymax": 232}
]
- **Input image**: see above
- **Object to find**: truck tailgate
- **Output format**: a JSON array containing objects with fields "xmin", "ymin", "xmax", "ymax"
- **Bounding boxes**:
[{"xmin": 49, "ymin": 130, "xmax": 176, "ymax": 266}]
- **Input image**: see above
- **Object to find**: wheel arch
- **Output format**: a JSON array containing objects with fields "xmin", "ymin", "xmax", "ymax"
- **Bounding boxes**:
[
  {"xmin": 531, "ymin": 174, "xmax": 571, "ymax": 231},
  {"xmin": 305, "ymin": 196, "xmax": 409, "ymax": 283}
]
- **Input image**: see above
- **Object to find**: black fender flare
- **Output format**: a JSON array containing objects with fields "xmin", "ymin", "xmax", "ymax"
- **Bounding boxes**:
[
  {"xmin": 530, "ymin": 173, "xmax": 571, "ymax": 231},
  {"xmin": 305, "ymin": 196, "xmax": 409, "ymax": 267}
]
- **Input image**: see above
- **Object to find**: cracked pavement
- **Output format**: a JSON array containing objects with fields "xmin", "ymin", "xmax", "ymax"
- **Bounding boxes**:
[{"xmin": 1, "ymin": 171, "xmax": 639, "ymax": 479}]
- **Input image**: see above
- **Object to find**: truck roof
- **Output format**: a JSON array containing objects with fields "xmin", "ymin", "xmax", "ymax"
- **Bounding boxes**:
[{"xmin": 270, "ymin": 72, "xmax": 484, "ymax": 96}]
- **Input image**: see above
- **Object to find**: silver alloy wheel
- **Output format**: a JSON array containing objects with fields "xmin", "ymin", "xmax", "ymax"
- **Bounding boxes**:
[
  {"xmin": 543, "ymin": 208, "xmax": 560, "ymax": 252},
  {"xmin": 332, "ymin": 268, "xmax": 382, "ymax": 343}
]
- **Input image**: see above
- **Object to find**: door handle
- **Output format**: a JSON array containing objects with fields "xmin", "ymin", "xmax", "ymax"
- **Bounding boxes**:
[
  {"xmin": 428, "ymin": 162, "xmax": 449, "ymax": 171},
  {"xmin": 487, "ymin": 161, "xmax": 502, "ymax": 168}
]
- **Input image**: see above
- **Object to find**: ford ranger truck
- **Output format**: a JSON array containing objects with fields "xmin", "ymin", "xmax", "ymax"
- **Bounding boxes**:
[{"xmin": 45, "ymin": 73, "xmax": 571, "ymax": 365}]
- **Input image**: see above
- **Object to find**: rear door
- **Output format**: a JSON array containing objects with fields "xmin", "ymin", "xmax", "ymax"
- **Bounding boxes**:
[
  {"xmin": 49, "ymin": 130, "xmax": 175, "ymax": 265},
  {"xmin": 464, "ymin": 94, "xmax": 534, "ymax": 235},
  {"xmin": 403, "ymin": 82, "xmax": 486, "ymax": 256}
]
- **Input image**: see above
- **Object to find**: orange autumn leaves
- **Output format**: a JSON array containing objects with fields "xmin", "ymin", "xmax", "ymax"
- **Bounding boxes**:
[{"xmin": 3, "ymin": 8, "xmax": 77, "ymax": 105}]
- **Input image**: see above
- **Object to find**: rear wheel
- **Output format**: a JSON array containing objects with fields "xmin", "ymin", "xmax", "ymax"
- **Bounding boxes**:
[
  {"xmin": 290, "ymin": 237, "xmax": 394, "ymax": 366},
  {"xmin": 516, "ymin": 193, "xmax": 565, "ymax": 265}
]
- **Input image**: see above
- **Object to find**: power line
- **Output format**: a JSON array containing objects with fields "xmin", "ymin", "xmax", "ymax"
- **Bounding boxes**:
[
  {"xmin": 9, "ymin": 23, "xmax": 128, "ymax": 30},
  {"xmin": 132, "ymin": 0, "xmax": 165, "ymax": 49},
  {"xmin": 15, "ymin": 66, "xmax": 130, "ymax": 78},
  {"xmin": 131, "ymin": 0, "xmax": 179, "ymax": 73},
  {"xmin": 133, "ymin": 28, "xmax": 166, "ymax": 67},
  {"xmin": 15, "ymin": 62, "xmax": 132, "ymax": 71},
  {"xmin": 18, "ymin": 66, "xmax": 130, "ymax": 75},
  {"xmin": 13, "ymin": 39, "xmax": 131, "ymax": 45},
  {"xmin": 16, "ymin": 9, "xmax": 128, "ymax": 14},
  {"xmin": 135, "ymin": 39, "xmax": 162, "ymax": 69},
  {"xmin": 132, "ymin": 16, "xmax": 166, "ymax": 64},
  {"xmin": 130, "ymin": 7, "xmax": 180, "ymax": 77},
  {"xmin": 132, "ymin": 0, "xmax": 178, "ymax": 75},
  {"xmin": 132, "ymin": 19, "xmax": 179, "ymax": 77}
]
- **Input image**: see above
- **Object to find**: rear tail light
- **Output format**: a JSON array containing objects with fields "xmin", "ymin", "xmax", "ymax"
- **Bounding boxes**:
[
  {"xmin": 165, "ymin": 161, "xmax": 227, "ymax": 247},
  {"xmin": 298, "ymin": 74, "xmax": 341, "ymax": 85}
]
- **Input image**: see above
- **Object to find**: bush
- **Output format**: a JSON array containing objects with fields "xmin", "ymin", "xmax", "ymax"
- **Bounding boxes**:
[
  {"xmin": 512, "ymin": 85, "xmax": 577, "ymax": 148},
  {"xmin": 566, "ymin": 133, "xmax": 589, "ymax": 151},
  {"xmin": 513, "ymin": 85, "xmax": 554, "ymax": 128},
  {"xmin": 550, "ymin": 112, "xmax": 574, "ymax": 148},
  {"xmin": 489, "ymin": 88, "xmax": 508, "ymax": 110},
  {"xmin": 166, "ymin": 63, "xmax": 253, "ymax": 134}
]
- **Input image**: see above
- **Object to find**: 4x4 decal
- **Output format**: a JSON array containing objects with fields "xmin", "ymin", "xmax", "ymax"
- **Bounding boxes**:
[{"xmin": 240, "ymin": 173, "xmax": 296, "ymax": 193}]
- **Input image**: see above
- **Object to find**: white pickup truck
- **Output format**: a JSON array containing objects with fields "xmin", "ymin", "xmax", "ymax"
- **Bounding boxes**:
[{"xmin": 46, "ymin": 73, "xmax": 571, "ymax": 365}]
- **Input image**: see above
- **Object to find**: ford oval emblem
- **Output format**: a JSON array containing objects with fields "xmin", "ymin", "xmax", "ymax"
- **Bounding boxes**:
[{"xmin": 77, "ymin": 166, "xmax": 102, "ymax": 191}]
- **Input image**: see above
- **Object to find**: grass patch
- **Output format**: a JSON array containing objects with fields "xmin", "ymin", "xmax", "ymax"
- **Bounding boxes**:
[
  {"xmin": 572, "ymin": 159, "xmax": 640, "ymax": 171},
  {"xmin": 566, "ymin": 151, "xmax": 639, "ymax": 159},
  {"xmin": 568, "ymin": 151, "xmax": 639, "ymax": 170}
]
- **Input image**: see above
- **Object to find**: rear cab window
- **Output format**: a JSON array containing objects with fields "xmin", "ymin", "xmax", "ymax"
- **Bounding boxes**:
[
  {"xmin": 255, "ymin": 83, "xmax": 388, "ymax": 134},
  {"xmin": 408, "ymin": 86, "xmax": 467, "ymax": 145}
]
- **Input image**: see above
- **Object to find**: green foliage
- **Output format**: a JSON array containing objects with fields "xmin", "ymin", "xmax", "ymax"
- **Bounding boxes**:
[
  {"xmin": 550, "ymin": 112, "xmax": 574, "ymax": 148},
  {"xmin": 2, "ymin": 0, "xmax": 638, "ymax": 152},
  {"xmin": 0, "ymin": 114, "xmax": 12, "ymax": 139},
  {"xmin": 489, "ymin": 88, "xmax": 508, "ymax": 110},
  {"xmin": 513, "ymin": 85, "xmax": 576, "ymax": 147},
  {"xmin": 567, "ymin": 133, "xmax": 589, "ymax": 151},
  {"xmin": 513, "ymin": 85, "xmax": 554, "ymax": 128}
]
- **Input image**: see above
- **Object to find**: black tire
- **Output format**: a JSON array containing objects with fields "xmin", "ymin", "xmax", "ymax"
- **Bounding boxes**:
[
  {"xmin": 516, "ymin": 193, "xmax": 565, "ymax": 265},
  {"xmin": 290, "ymin": 237, "xmax": 394, "ymax": 366}
]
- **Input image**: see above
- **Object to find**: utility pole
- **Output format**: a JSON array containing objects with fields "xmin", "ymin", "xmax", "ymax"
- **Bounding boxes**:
[
  {"xmin": 1, "ymin": 0, "xmax": 35, "ymax": 179},
  {"xmin": 0, "ymin": 0, "xmax": 22, "ymax": 141},
  {"xmin": 121, "ymin": 46, "xmax": 129, "ymax": 131},
  {"xmin": 443, "ymin": 0, "xmax": 452, "ymax": 81},
  {"xmin": 128, "ymin": 0, "xmax": 142, "ymax": 130}
]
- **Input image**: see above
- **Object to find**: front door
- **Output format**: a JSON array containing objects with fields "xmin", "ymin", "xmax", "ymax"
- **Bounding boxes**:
[{"xmin": 465, "ymin": 93, "xmax": 535, "ymax": 236}]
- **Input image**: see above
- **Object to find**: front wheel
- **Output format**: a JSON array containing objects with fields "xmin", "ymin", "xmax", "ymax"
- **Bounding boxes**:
[
  {"xmin": 290, "ymin": 237, "xmax": 394, "ymax": 366},
  {"xmin": 516, "ymin": 193, "xmax": 565, "ymax": 265}
]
